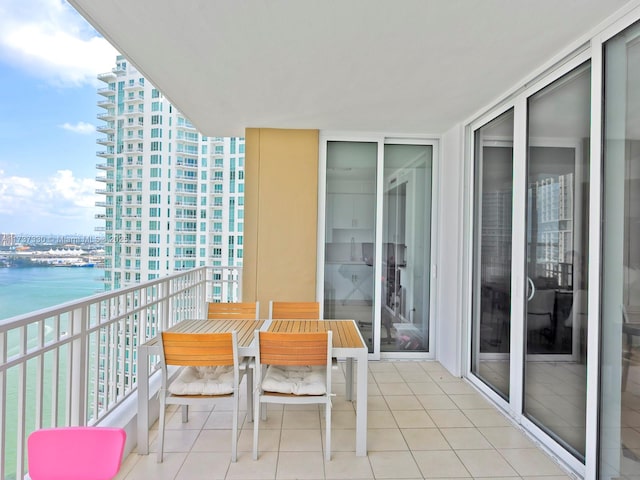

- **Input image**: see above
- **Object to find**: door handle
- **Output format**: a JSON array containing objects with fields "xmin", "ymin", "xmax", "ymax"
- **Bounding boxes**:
[{"xmin": 527, "ymin": 277, "xmax": 535, "ymax": 302}]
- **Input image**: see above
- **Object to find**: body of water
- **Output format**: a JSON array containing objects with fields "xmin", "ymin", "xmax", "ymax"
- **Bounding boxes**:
[{"xmin": 0, "ymin": 266, "xmax": 104, "ymax": 321}]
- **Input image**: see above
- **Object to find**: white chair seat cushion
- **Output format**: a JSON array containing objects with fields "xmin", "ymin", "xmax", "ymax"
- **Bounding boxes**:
[
  {"xmin": 262, "ymin": 365, "xmax": 326, "ymax": 395},
  {"xmin": 168, "ymin": 366, "xmax": 234, "ymax": 395}
]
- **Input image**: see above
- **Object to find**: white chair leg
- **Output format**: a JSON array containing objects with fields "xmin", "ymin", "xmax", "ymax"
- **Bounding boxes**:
[
  {"xmin": 325, "ymin": 403, "xmax": 331, "ymax": 461},
  {"xmin": 253, "ymin": 396, "xmax": 260, "ymax": 460},
  {"xmin": 157, "ymin": 397, "xmax": 166, "ymax": 463},
  {"xmin": 246, "ymin": 367, "xmax": 254, "ymax": 422},
  {"xmin": 182, "ymin": 404, "xmax": 188, "ymax": 423},
  {"xmin": 232, "ymin": 393, "xmax": 239, "ymax": 462}
]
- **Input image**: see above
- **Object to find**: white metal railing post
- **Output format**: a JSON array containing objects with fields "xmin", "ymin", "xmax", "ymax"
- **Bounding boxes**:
[
  {"xmin": 16, "ymin": 325, "xmax": 27, "ymax": 480},
  {"xmin": 70, "ymin": 306, "xmax": 88, "ymax": 426},
  {"xmin": 157, "ymin": 278, "xmax": 165, "ymax": 332},
  {"xmin": 0, "ymin": 330, "xmax": 6, "ymax": 480},
  {"xmin": 199, "ymin": 266, "xmax": 207, "ymax": 317}
]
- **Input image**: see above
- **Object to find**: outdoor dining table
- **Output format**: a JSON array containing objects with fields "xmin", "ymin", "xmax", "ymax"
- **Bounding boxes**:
[{"xmin": 136, "ymin": 317, "xmax": 368, "ymax": 456}]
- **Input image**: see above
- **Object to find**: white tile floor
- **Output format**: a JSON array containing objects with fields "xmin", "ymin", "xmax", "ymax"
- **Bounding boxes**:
[{"xmin": 115, "ymin": 361, "xmax": 573, "ymax": 480}]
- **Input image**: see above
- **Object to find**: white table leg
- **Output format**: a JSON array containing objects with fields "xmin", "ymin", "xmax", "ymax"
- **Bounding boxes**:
[
  {"xmin": 345, "ymin": 357, "xmax": 353, "ymax": 401},
  {"xmin": 355, "ymin": 351, "xmax": 368, "ymax": 456}
]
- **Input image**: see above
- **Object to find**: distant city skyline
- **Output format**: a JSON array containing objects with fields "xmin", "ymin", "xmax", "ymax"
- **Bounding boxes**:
[{"xmin": 0, "ymin": 0, "xmax": 118, "ymax": 234}]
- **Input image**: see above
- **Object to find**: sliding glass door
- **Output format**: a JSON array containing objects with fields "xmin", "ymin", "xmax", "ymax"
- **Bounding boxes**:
[
  {"xmin": 471, "ymin": 60, "xmax": 591, "ymax": 468},
  {"xmin": 471, "ymin": 109, "xmax": 514, "ymax": 400},
  {"xmin": 323, "ymin": 138, "xmax": 434, "ymax": 356},
  {"xmin": 524, "ymin": 61, "xmax": 590, "ymax": 460},
  {"xmin": 324, "ymin": 142, "xmax": 377, "ymax": 352},
  {"xmin": 381, "ymin": 144, "xmax": 432, "ymax": 353},
  {"xmin": 600, "ymin": 21, "xmax": 640, "ymax": 480}
]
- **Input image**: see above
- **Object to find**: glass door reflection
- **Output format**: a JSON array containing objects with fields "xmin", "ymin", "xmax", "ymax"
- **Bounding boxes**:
[
  {"xmin": 381, "ymin": 144, "xmax": 432, "ymax": 353},
  {"xmin": 524, "ymin": 62, "xmax": 590, "ymax": 460},
  {"xmin": 600, "ymin": 20, "xmax": 640, "ymax": 479},
  {"xmin": 324, "ymin": 141, "xmax": 377, "ymax": 353},
  {"xmin": 472, "ymin": 109, "xmax": 514, "ymax": 400}
]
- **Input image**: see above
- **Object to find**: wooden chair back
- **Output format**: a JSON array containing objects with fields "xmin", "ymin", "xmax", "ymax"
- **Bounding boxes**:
[
  {"xmin": 161, "ymin": 332, "xmax": 235, "ymax": 366},
  {"xmin": 269, "ymin": 301, "xmax": 320, "ymax": 320},
  {"xmin": 207, "ymin": 301, "xmax": 259, "ymax": 320},
  {"xmin": 257, "ymin": 331, "xmax": 328, "ymax": 366}
]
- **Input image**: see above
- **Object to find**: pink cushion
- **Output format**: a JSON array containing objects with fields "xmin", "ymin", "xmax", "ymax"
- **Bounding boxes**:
[{"xmin": 28, "ymin": 427, "xmax": 126, "ymax": 480}]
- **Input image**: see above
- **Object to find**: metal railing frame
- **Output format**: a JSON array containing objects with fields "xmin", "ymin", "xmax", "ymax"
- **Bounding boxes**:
[{"xmin": 0, "ymin": 265, "xmax": 241, "ymax": 480}]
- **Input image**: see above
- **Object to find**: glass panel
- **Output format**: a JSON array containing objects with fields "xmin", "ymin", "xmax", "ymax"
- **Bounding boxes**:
[
  {"xmin": 471, "ymin": 109, "xmax": 514, "ymax": 399},
  {"xmin": 381, "ymin": 144, "xmax": 432, "ymax": 353},
  {"xmin": 525, "ymin": 62, "xmax": 590, "ymax": 460},
  {"xmin": 600, "ymin": 21, "xmax": 640, "ymax": 480},
  {"xmin": 324, "ymin": 142, "xmax": 377, "ymax": 353}
]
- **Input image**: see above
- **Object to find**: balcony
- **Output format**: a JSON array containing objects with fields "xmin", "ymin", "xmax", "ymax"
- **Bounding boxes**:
[
  {"xmin": 1, "ymin": 265, "xmax": 573, "ymax": 479},
  {"xmin": 97, "ymin": 86, "xmax": 116, "ymax": 96},
  {"xmin": 176, "ymin": 161, "xmax": 198, "ymax": 169},
  {"xmin": 97, "ymin": 71, "xmax": 116, "ymax": 82},
  {"xmin": 96, "ymin": 123, "xmax": 115, "ymax": 134},
  {"xmin": 126, "ymin": 95, "xmax": 144, "ymax": 105},
  {"xmin": 96, "ymin": 137, "xmax": 115, "ymax": 146},
  {"xmin": 122, "ymin": 122, "xmax": 144, "ymax": 131},
  {"xmin": 97, "ymin": 98, "xmax": 115, "ymax": 109},
  {"xmin": 124, "ymin": 80, "xmax": 144, "ymax": 91},
  {"xmin": 97, "ymin": 111, "xmax": 115, "ymax": 121}
]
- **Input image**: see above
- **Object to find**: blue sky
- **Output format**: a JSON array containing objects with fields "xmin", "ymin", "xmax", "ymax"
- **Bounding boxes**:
[{"xmin": 0, "ymin": 0, "xmax": 118, "ymax": 235}]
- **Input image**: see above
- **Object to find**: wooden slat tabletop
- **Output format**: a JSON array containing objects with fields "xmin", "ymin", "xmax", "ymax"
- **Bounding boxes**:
[
  {"xmin": 266, "ymin": 319, "xmax": 365, "ymax": 349},
  {"xmin": 142, "ymin": 319, "xmax": 265, "ymax": 348}
]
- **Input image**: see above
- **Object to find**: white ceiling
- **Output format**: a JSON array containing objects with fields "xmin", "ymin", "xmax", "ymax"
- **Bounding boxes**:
[{"xmin": 69, "ymin": 0, "xmax": 633, "ymax": 137}]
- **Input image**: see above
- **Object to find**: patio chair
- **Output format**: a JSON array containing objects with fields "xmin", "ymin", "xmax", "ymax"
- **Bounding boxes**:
[
  {"xmin": 269, "ymin": 300, "xmax": 320, "ymax": 319},
  {"xmin": 207, "ymin": 301, "xmax": 260, "ymax": 320},
  {"xmin": 27, "ymin": 426, "xmax": 126, "ymax": 480},
  {"xmin": 526, "ymin": 289, "xmax": 556, "ymax": 346},
  {"xmin": 253, "ymin": 330, "xmax": 333, "ymax": 461},
  {"xmin": 158, "ymin": 331, "xmax": 245, "ymax": 462},
  {"xmin": 206, "ymin": 301, "xmax": 260, "ymax": 421}
]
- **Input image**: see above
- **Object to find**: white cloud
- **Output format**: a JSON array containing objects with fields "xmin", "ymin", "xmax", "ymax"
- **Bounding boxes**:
[
  {"xmin": 0, "ymin": 0, "xmax": 118, "ymax": 87},
  {"xmin": 47, "ymin": 170, "xmax": 97, "ymax": 207},
  {"xmin": 60, "ymin": 121, "xmax": 95, "ymax": 134},
  {"xmin": 0, "ymin": 169, "xmax": 99, "ymax": 233}
]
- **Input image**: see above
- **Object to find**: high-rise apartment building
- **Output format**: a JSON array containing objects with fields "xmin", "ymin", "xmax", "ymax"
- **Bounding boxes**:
[{"xmin": 96, "ymin": 55, "xmax": 244, "ymax": 294}]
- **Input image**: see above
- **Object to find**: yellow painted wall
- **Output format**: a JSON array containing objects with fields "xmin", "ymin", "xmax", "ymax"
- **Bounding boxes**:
[{"xmin": 243, "ymin": 128, "xmax": 319, "ymax": 316}]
